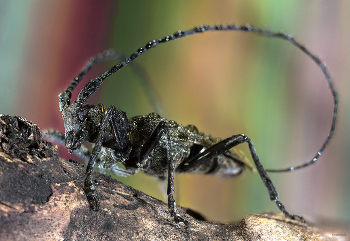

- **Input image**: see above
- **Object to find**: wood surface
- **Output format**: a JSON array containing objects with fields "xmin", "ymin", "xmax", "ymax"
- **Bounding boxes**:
[{"xmin": 0, "ymin": 114, "xmax": 348, "ymax": 240}]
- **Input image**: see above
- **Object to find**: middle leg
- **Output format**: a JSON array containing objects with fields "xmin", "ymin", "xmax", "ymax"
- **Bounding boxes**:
[{"xmin": 140, "ymin": 121, "xmax": 185, "ymax": 223}]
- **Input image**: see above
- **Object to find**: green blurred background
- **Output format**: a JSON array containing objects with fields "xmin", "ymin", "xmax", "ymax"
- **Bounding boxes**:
[{"xmin": 1, "ymin": 1, "xmax": 349, "ymax": 223}]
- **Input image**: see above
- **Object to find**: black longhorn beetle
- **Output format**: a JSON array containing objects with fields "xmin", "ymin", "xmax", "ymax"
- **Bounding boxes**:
[{"xmin": 44, "ymin": 24, "xmax": 338, "ymax": 223}]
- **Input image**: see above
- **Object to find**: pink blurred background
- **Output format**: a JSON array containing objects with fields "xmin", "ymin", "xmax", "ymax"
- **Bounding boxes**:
[{"xmin": 1, "ymin": 1, "xmax": 349, "ymax": 223}]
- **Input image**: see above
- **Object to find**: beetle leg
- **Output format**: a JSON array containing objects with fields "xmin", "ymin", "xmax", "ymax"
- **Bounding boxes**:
[
  {"xmin": 43, "ymin": 129, "xmax": 91, "ymax": 163},
  {"xmin": 177, "ymin": 134, "xmax": 304, "ymax": 221},
  {"xmin": 140, "ymin": 121, "xmax": 186, "ymax": 223},
  {"xmin": 84, "ymin": 106, "xmax": 131, "ymax": 211}
]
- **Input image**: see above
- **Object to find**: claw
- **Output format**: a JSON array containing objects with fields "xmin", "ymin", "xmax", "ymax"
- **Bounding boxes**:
[
  {"xmin": 84, "ymin": 184, "xmax": 100, "ymax": 211},
  {"xmin": 172, "ymin": 213, "xmax": 188, "ymax": 225}
]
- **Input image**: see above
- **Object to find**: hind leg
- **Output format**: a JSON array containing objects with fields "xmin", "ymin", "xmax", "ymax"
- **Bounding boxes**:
[{"xmin": 177, "ymin": 133, "xmax": 304, "ymax": 221}]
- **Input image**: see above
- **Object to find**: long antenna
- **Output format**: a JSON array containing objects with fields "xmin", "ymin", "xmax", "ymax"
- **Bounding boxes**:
[{"xmin": 75, "ymin": 24, "xmax": 338, "ymax": 172}]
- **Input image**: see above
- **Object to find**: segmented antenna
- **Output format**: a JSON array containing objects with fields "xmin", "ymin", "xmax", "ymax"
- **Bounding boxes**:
[
  {"xmin": 75, "ymin": 24, "xmax": 338, "ymax": 173},
  {"xmin": 59, "ymin": 50, "xmax": 118, "ymax": 111},
  {"xmin": 59, "ymin": 50, "xmax": 165, "ymax": 116}
]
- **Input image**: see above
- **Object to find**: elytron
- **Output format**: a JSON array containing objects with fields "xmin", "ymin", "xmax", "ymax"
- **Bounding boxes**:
[{"xmin": 45, "ymin": 24, "xmax": 338, "ymax": 223}]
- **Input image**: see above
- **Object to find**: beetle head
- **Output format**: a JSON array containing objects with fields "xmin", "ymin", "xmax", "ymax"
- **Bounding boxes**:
[
  {"xmin": 60, "ymin": 101, "xmax": 89, "ymax": 152},
  {"xmin": 60, "ymin": 100, "xmax": 103, "ymax": 153}
]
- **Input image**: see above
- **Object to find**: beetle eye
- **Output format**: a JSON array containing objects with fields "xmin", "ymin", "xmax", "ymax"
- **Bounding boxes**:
[{"xmin": 78, "ymin": 108, "xmax": 88, "ymax": 121}]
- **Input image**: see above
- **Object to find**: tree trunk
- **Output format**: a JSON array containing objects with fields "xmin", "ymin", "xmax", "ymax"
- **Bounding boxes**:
[{"xmin": 0, "ymin": 114, "xmax": 348, "ymax": 240}]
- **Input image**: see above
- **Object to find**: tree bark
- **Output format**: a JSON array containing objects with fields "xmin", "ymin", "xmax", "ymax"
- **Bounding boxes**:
[{"xmin": 0, "ymin": 114, "xmax": 348, "ymax": 240}]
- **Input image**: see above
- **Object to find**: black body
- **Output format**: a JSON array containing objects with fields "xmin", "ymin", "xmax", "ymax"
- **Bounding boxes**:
[{"xmin": 44, "ymin": 24, "xmax": 338, "ymax": 223}]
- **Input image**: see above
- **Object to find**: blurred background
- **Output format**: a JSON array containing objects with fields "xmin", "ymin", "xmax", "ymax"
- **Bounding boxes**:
[{"xmin": 0, "ymin": 1, "xmax": 349, "ymax": 223}]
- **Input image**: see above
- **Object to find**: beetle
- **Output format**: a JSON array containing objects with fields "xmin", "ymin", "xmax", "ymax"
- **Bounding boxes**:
[{"xmin": 44, "ymin": 24, "xmax": 338, "ymax": 223}]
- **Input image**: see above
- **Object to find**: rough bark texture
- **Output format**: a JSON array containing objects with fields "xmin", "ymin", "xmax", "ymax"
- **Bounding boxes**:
[{"xmin": 0, "ymin": 114, "xmax": 349, "ymax": 240}]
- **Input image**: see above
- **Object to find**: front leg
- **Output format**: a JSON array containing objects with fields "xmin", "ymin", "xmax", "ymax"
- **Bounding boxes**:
[
  {"xmin": 84, "ymin": 106, "xmax": 131, "ymax": 211},
  {"xmin": 43, "ymin": 129, "xmax": 91, "ymax": 163}
]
